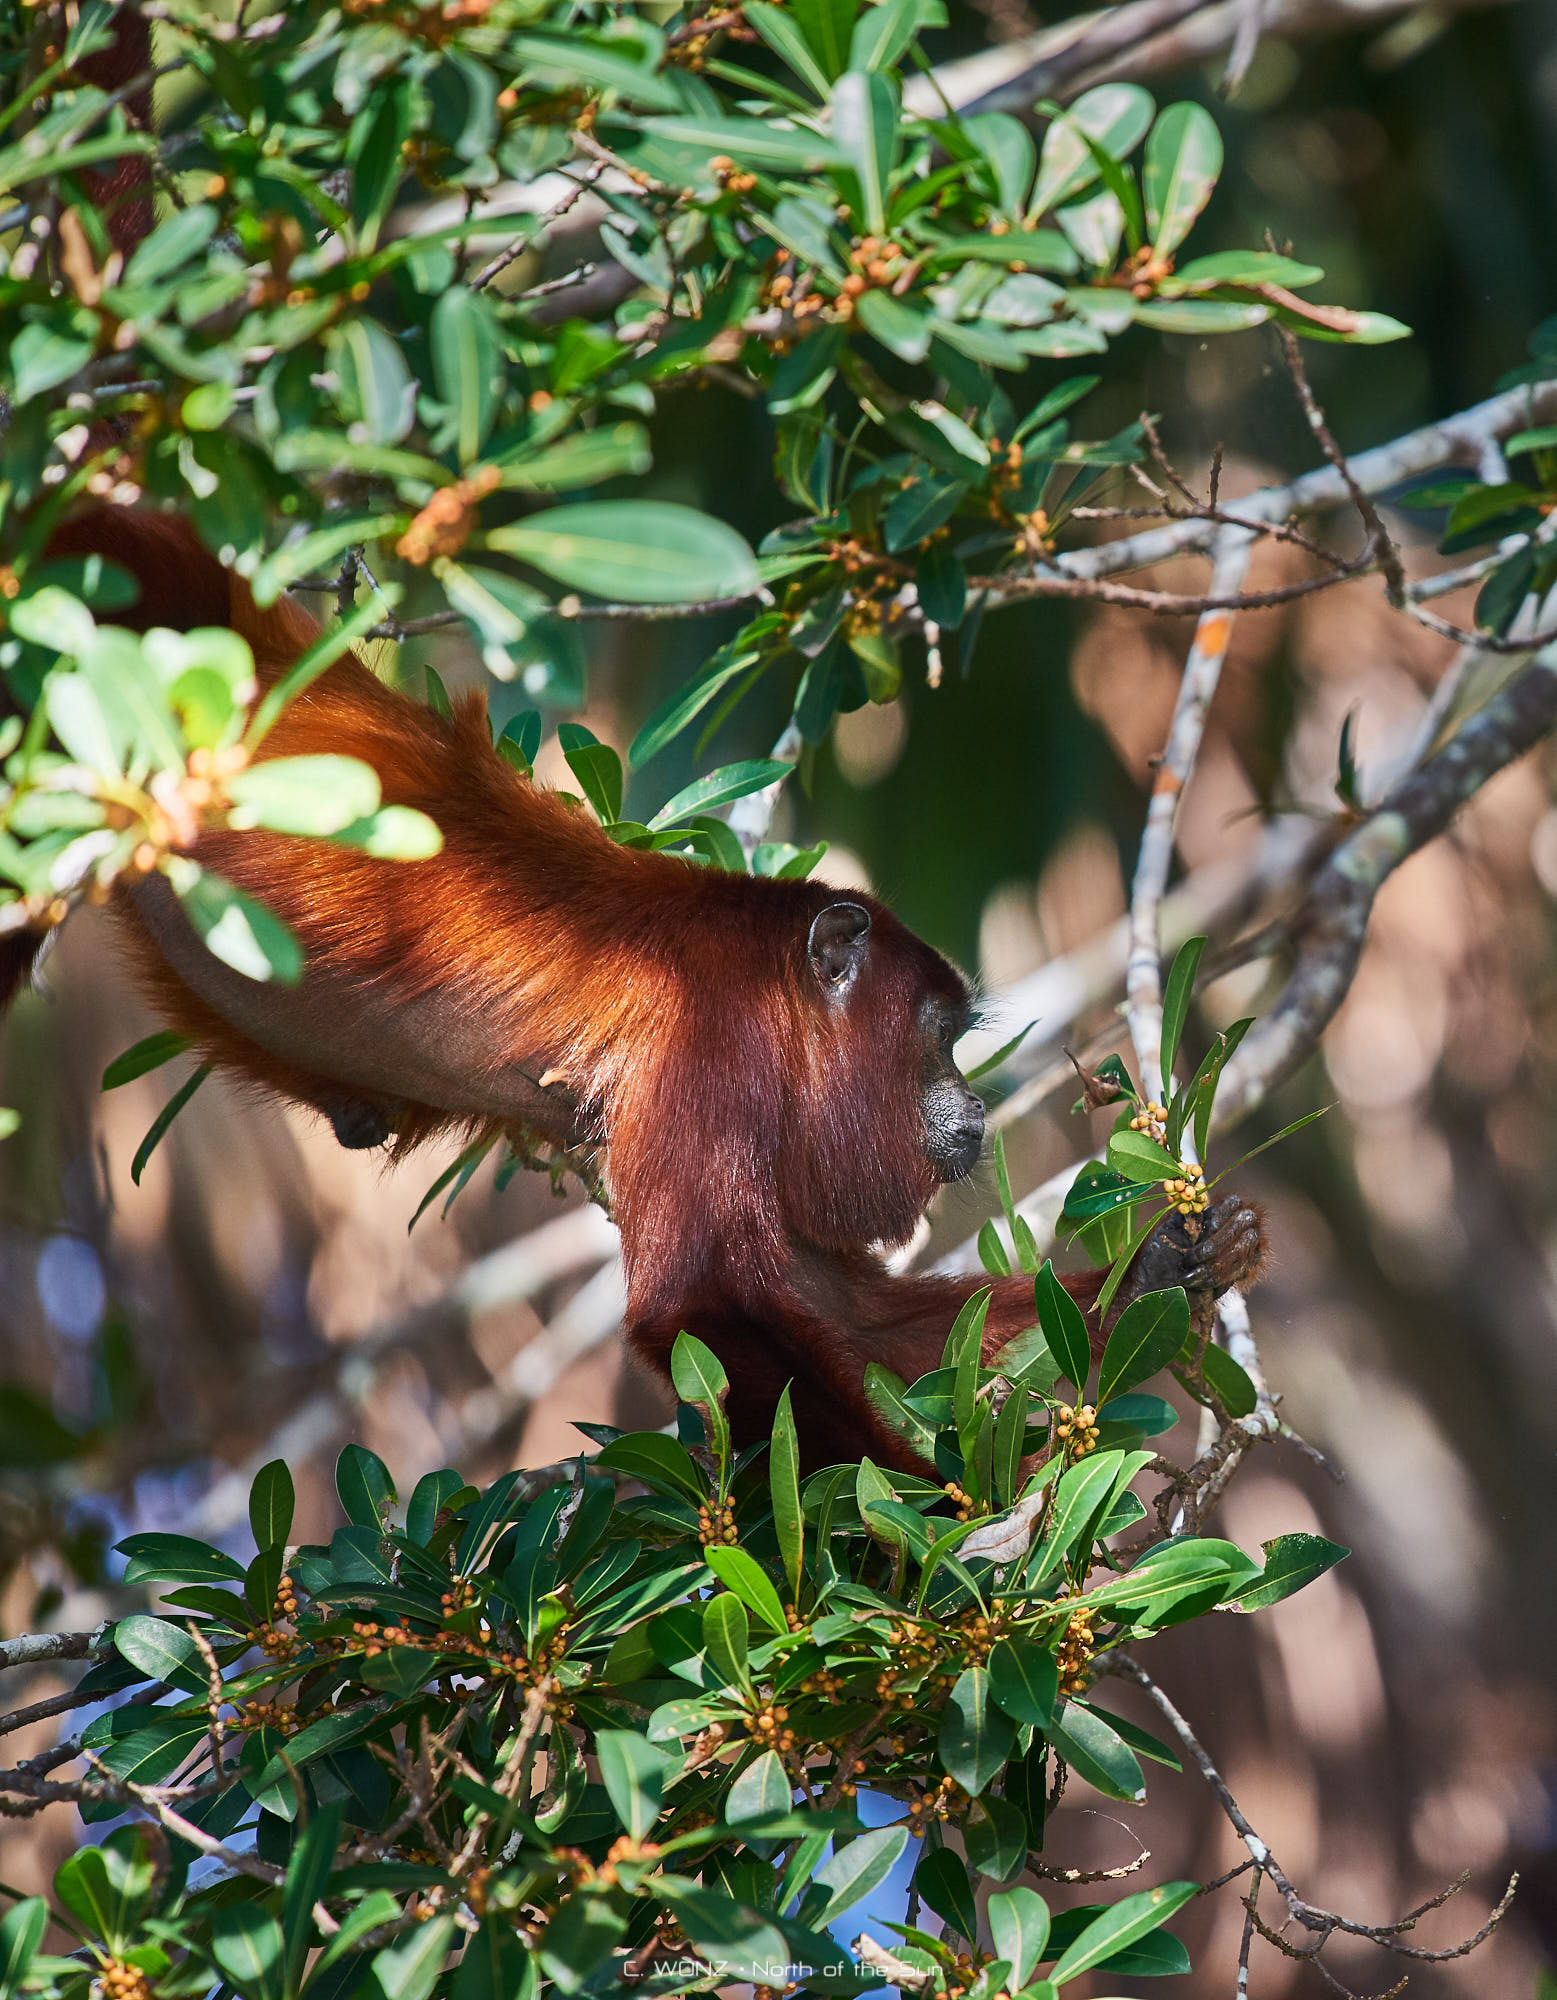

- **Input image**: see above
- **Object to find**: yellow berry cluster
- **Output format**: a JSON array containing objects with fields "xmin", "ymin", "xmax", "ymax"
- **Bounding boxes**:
[
  {"xmin": 440, "ymin": 1579, "xmax": 478, "ymax": 1618},
  {"xmin": 697, "ymin": 1499, "xmax": 739, "ymax": 1547},
  {"xmin": 1057, "ymin": 1606, "xmax": 1096, "ymax": 1694},
  {"xmin": 237, "ymin": 1697, "xmax": 298, "ymax": 1734},
  {"xmin": 1130, "ymin": 1100, "xmax": 1168, "ymax": 1141},
  {"xmin": 1054, "ymin": 1403, "xmax": 1100, "ymax": 1460},
  {"xmin": 943, "ymin": 1479, "xmax": 974, "ymax": 1523},
  {"xmin": 708, "ymin": 153, "xmax": 757, "ymax": 195},
  {"xmin": 274, "ymin": 1573, "xmax": 300, "ymax": 1621},
  {"xmin": 747, "ymin": 1702, "xmax": 795, "ymax": 1752},
  {"xmin": 397, "ymin": 465, "xmax": 501, "ymax": 566},
  {"xmin": 98, "ymin": 1960, "xmax": 153, "ymax": 2000},
  {"xmin": 905, "ymin": 1772, "xmax": 964, "ymax": 1826},
  {"xmin": 1166, "ymin": 1163, "xmax": 1208, "ymax": 1215},
  {"xmin": 254, "ymin": 1623, "xmax": 299, "ymax": 1661},
  {"xmin": 843, "ymin": 592, "xmax": 884, "ymax": 638}
]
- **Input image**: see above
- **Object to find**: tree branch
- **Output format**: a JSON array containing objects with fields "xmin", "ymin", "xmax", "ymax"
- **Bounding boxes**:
[{"xmin": 1215, "ymin": 638, "xmax": 1557, "ymax": 1122}]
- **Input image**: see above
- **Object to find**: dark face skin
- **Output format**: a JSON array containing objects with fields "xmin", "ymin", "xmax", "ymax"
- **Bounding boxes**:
[{"xmin": 919, "ymin": 992, "xmax": 986, "ymax": 1182}]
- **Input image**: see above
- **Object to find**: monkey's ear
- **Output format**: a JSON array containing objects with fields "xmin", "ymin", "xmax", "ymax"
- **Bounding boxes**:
[{"xmin": 808, "ymin": 901, "xmax": 871, "ymax": 996}]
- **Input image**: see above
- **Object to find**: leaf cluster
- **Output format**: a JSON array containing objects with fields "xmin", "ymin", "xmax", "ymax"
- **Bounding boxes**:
[{"xmin": 3, "ymin": 1319, "xmax": 1344, "ymax": 2000}]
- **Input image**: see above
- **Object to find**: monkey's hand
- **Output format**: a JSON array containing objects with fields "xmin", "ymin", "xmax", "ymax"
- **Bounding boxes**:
[{"xmin": 1122, "ymin": 1193, "xmax": 1264, "ymax": 1309}]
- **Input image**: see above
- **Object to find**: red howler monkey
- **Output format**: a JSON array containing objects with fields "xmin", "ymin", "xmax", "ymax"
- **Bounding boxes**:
[{"xmin": 13, "ymin": 511, "xmax": 1263, "ymax": 1471}]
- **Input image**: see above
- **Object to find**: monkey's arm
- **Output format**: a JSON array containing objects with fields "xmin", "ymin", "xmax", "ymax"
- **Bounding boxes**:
[{"xmin": 667, "ymin": 1195, "xmax": 1266, "ymax": 1472}]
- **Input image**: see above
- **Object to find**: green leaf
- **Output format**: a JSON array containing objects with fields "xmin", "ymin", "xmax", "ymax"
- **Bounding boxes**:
[
  {"xmin": 1199, "ymin": 1343, "xmax": 1258, "ymax": 1418},
  {"xmin": 430, "ymin": 288, "xmax": 504, "ymax": 464},
  {"xmin": 595, "ymin": 1729, "xmax": 668, "ymax": 1842},
  {"xmin": 964, "ymin": 1792, "xmax": 1029, "ymax": 1882},
  {"xmin": 130, "ymin": 1064, "xmax": 212, "ymax": 1185},
  {"xmin": 226, "ymin": 754, "xmax": 381, "ymax": 837},
  {"xmin": 366, "ymin": 1915, "xmax": 457, "ymax": 2000},
  {"xmin": 1035, "ymin": 1261, "xmax": 1090, "ymax": 1398},
  {"xmin": 0, "ymin": 1898, "xmax": 46, "ymax": 2000},
  {"xmin": 209, "ymin": 1903, "xmax": 285, "ymax": 2000},
  {"xmin": 914, "ymin": 1847, "xmax": 979, "ymax": 1946},
  {"xmin": 1031, "ymin": 84, "xmax": 1154, "ymax": 218},
  {"xmin": 282, "ymin": 1800, "xmax": 344, "ymax": 1993},
  {"xmin": 884, "ymin": 471, "xmax": 966, "ymax": 553},
  {"xmin": 595, "ymin": 1432, "xmax": 708, "ymax": 1504},
  {"xmin": 112, "ymin": 1613, "xmax": 206, "ymax": 1695},
  {"xmin": 850, "ymin": 0, "xmax": 936, "ymax": 73},
  {"xmin": 1228, "ymin": 1531, "xmax": 1349, "ymax": 1611},
  {"xmin": 106, "ymin": 169, "xmax": 207, "ymax": 268},
  {"xmin": 629, "ymin": 625, "xmax": 774, "ymax": 767},
  {"xmin": 46, "ymin": 672, "xmax": 119, "ymax": 774},
  {"xmin": 965, "ymin": 1021, "xmax": 1036, "ymax": 1082},
  {"xmin": 671, "ymin": 1330, "xmax": 733, "ymax": 1470},
  {"xmin": 978, "ymin": 1219, "xmax": 1012, "ymax": 1276},
  {"xmin": 1158, "ymin": 933, "xmax": 1205, "ymax": 1087},
  {"xmin": 117, "ymin": 1530, "xmax": 246, "ymax": 1587},
  {"xmin": 814, "ymin": 1825, "xmax": 909, "ymax": 1920},
  {"xmin": 1098, "ymin": 1286, "xmax": 1189, "ymax": 1404},
  {"xmin": 537, "ymin": 1892, "xmax": 625, "ymax": 1994},
  {"xmin": 988, "ymin": 1885, "xmax": 1051, "ymax": 1986},
  {"xmin": 1032, "ymin": 1452, "xmax": 1129, "ymax": 1582},
  {"xmin": 1143, "ymin": 102, "xmax": 1222, "ymax": 257},
  {"xmin": 11, "ymin": 327, "xmax": 94, "ymax": 402},
  {"xmin": 705, "ymin": 1545, "xmax": 789, "ymax": 1637},
  {"xmin": 328, "ymin": 318, "xmax": 414, "ymax": 447},
  {"xmin": 701, "ymin": 1589, "xmax": 751, "ymax": 1695},
  {"xmin": 966, "ymin": 110, "xmax": 1037, "ymax": 215},
  {"xmin": 939, "ymin": 1664, "xmax": 1015, "ymax": 1796},
  {"xmin": 770, "ymin": 1383, "xmax": 804, "ymax": 1607},
  {"xmin": 101, "ymin": 1031, "xmax": 191, "ymax": 1091},
  {"xmin": 487, "ymin": 501, "xmax": 758, "ymax": 604},
  {"xmin": 1047, "ymin": 1698, "xmax": 1145, "ymax": 1803},
  {"xmin": 177, "ymin": 871, "xmax": 303, "ymax": 985},
  {"xmin": 1106, "ymin": 1129, "xmax": 1179, "ymax": 1182},
  {"xmin": 647, "ymin": 757, "xmax": 791, "ymax": 830},
  {"xmin": 1167, "ymin": 248, "xmax": 1323, "ymax": 290},
  {"xmin": 987, "ymin": 1636, "xmax": 1059, "ymax": 1727},
  {"xmin": 245, "ymin": 591, "xmax": 385, "ymax": 743},
  {"xmin": 856, "ymin": 288, "xmax": 933, "ymax": 363},
  {"xmin": 792, "ymin": 0, "xmax": 857, "ymax": 79},
  {"xmin": 746, "ymin": 3, "xmax": 833, "ymax": 97},
  {"xmin": 1132, "ymin": 296, "xmax": 1267, "ymax": 333},
  {"xmin": 336, "ymin": 1442, "xmax": 396, "ymax": 1530},
  {"xmin": 627, "ymin": 111, "xmax": 840, "ymax": 172},
  {"xmin": 557, "ymin": 723, "xmax": 624, "ymax": 826},
  {"xmin": 52, "ymin": 1836, "xmax": 154, "ymax": 1956},
  {"xmin": 832, "ymin": 68, "xmax": 898, "ymax": 236},
  {"xmin": 330, "ymin": 805, "xmax": 444, "ymax": 859},
  {"xmin": 916, "ymin": 541, "xmax": 967, "ymax": 629},
  {"xmin": 727, "ymin": 1747, "xmax": 790, "ymax": 1824},
  {"xmin": 1049, "ymin": 1879, "xmax": 1197, "ymax": 1983}
]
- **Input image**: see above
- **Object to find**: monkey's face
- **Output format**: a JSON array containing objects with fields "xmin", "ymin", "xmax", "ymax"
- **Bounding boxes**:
[
  {"xmin": 797, "ymin": 897, "xmax": 985, "ymax": 1245},
  {"xmin": 918, "ymin": 993, "xmax": 985, "ymax": 1182}
]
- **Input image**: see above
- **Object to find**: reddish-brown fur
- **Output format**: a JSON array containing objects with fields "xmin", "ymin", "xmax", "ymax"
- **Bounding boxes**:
[{"xmin": 22, "ymin": 511, "xmax": 1155, "ymax": 1468}]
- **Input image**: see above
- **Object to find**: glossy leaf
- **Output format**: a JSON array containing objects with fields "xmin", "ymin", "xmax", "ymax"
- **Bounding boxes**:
[
  {"xmin": 1035, "ymin": 1261, "xmax": 1090, "ymax": 1398},
  {"xmin": 1098, "ymin": 1286, "xmax": 1189, "ymax": 1404},
  {"xmin": 487, "ymin": 501, "xmax": 759, "ymax": 604},
  {"xmin": 1143, "ymin": 102, "xmax": 1222, "ymax": 257},
  {"xmin": 939, "ymin": 1664, "xmax": 1016, "ymax": 1795}
]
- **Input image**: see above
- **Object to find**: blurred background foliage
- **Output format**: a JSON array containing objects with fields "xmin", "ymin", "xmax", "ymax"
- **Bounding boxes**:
[{"xmin": 5, "ymin": 1, "xmax": 1557, "ymax": 1993}]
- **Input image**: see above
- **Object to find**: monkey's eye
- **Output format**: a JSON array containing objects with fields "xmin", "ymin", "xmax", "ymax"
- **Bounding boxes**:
[{"xmin": 939, "ymin": 1019, "xmax": 956, "ymax": 1054}]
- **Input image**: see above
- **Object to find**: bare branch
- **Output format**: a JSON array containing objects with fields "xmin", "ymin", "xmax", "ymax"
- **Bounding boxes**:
[
  {"xmin": 0, "ymin": 1627, "xmax": 109, "ymax": 1673},
  {"xmin": 1216, "ymin": 638, "xmax": 1557, "ymax": 1121}
]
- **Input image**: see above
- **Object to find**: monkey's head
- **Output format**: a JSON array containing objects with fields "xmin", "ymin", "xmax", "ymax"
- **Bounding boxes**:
[{"xmin": 786, "ymin": 897, "xmax": 985, "ymax": 1250}]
